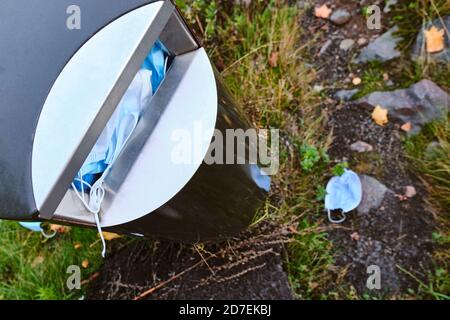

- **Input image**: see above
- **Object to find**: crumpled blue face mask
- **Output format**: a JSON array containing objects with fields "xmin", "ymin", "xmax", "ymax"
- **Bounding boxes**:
[
  {"xmin": 142, "ymin": 40, "xmax": 168, "ymax": 92},
  {"xmin": 76, "ymin": 68, "xmax": 152, "ymax": 178},
  {"xmin": 70, "ymin": 41, "xmax": 168, "ymax": 258},
  {"xmin": 325, "ymin": 169, "xmax": 362, "ymax": 223},
  {"xmin": 73, "ymin": 41, "xmax": 168, "ymax": 191}
]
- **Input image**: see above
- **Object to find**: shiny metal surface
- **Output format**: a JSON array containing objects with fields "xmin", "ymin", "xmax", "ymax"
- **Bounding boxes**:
[
  {"xmin": 33, "ymin": 1, "xmax": 174, "ymax": 219},
  {"xmin": 53, "ymin": 48, "xmax": 218, "ymax": 227},
  {"xmin": 160, "ymin": 10, "xmax": 199, "ymax": 55},
  {"xmin": 53, "ymin": 66, "xmax": 269, "ymax": 243}
]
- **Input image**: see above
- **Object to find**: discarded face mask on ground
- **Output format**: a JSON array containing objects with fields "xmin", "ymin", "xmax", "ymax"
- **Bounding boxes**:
[
  {"xmin": 18, "ymin": 222, "xmax": 56, "ymax": 238},
  {"xmin": 324, "ymin": 169, "xmax": 362, "ymax": 223}
]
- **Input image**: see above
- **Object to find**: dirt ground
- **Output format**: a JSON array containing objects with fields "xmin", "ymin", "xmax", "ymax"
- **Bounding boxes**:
[
  {"xmin": 307, "ymin": 0, "xmax": 437, "ymax": 295},
  {"xmin": 327, "ymin": 103, "xmax": 435, "ymax": 295},
  {"xmin": 87, "ymin": 222, "xmax": 294, "ymax": 300}
]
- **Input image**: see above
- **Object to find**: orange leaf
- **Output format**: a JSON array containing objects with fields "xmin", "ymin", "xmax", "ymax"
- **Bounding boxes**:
[
  {"xmin": 50, "ymin": 224, "xmax": 71, "ymax": 234},
  {"xmin": 82, "ymin": 259, "xmax": 89, "ymax": 269},
  {"xmin": 424, "ymin": 26, "xmax": 445, "ymax": 53},
  {"xmin": 372, "ymin": 105, "xmax": 389, "ymax": 126},
  {"xmin": 401, "ymin": 122, "xmax": 412, "ymax": 132},
  {"xmin": 350, "ymin": 232, "xmax": 360, "ymax": 241},
  {"xmin": 314, "ymin": 4, "xmax": 332, "ymax": 19},
  {"xmin": 268, "ymin": 52, "xmax": 278, "ymax": 68}
]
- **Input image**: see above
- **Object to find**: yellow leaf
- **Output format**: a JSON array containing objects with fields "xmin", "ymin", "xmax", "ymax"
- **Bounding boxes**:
[
  {"xmin": 352, "ymin": 77, "xmax": 362, "ymax": 85},
  {"xmin": 50, "ymin": 224, "xmax": 71, "ymax": 234},
  {"xmin": 314, "ymin": 4, "xmax": 332, "ymax": 19},
  {"xmin": 31, "ymin": 256, "xmax": 44, "ymax": 267},
  {"xmin": 102, "ymin": 232, "xmax": 122, "ymax": 241},
  {"xmin": 424, "ymin": 26, "xmax": 445, "ymax": 53},
  {"xmin": 401, "ymin": 122, "xmax": 412, "ymax": 132},
  {"xmin": 82, "ymin": 259, "xmax": 89, "ymax": 269},
  {"xmin": 372, "ymin": 105, "xmax": 388, "ymax": 126},
  {"xmin": 74, "ymin": 243, "xmax": 82, "ymax": 250}
]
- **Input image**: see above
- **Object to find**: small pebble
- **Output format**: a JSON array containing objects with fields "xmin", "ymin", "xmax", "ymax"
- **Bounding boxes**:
[
  {"xmin": 330, "ymin": 9, "xmax": 352, "ymax": 25},
  {"xmin": 350, "ymin": 141, "xmax": 373, "ymax": 153},
  {"xmin": 357, "ymin": 37, "xmax": 368, "ymax": 46},
  {"xmin": 313, "ymin": 85, "xmax": 324, "ymax": 93},
  {"xmin": 340, "ymin": 38, "xmax": 355, "ymax": 51},
  {"xmin": 404, "ymin": 186, "xmax": 417, "ymax": 198}
]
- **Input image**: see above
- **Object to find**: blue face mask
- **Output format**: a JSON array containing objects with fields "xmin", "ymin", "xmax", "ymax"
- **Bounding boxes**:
[
  {"xmin": 70, "ymin": 41, "xmax": 168, "ymax": 258},
  {"xmin": 73, "ymin": 68, "xmax": 153, "ymax": 190},
  {"xmin": 73, "ymin": 41, "xmax": 168, "ymax": 191},
  {"xmin": 19, "ymin": 222, "xmax": 43, "ymax": 232},
  {"xmin": 325, "ymin": 169, "xmax": 362, "ymax": 223}
]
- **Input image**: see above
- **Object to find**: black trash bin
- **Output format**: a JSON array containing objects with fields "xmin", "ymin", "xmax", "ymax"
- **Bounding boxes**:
[{"xmin": 0, "ymin": 0, "xmax": 270, "ymax": 242}]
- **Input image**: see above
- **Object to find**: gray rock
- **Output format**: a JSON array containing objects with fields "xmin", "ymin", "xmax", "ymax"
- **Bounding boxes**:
[
  {"xmin": 330, "ymin": 9, "xmax": 351, "ymax": 25},
  {"xmin": 411, "ymin": 16, "xmax": 450, "ymax": 64},
  {"xmin": 354, "ymin": 26, "xmax": 402, "ymax": 63},
  {"xmin": 340, "ymin": 39, "xmax": 355, "ymax": 51},
  {"xmin": 356, "ymin": 79, "xmax": 449, "ymax": 134},
  {"xmin": 350, "ymin": 141, "xmax": 374, "ymax": 153},
  {"xmin": 357, "ymin": 175, "xmax": 389, "ymax": 215},
  {"xmin": 335, "ymin": 89, "xmax": 359, "ymax": 101}
]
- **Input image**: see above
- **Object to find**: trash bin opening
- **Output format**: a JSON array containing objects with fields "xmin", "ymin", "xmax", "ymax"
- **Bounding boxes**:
[{"xmin": 70, "ymin": 40, "xmax": 171, "ymax": 206}]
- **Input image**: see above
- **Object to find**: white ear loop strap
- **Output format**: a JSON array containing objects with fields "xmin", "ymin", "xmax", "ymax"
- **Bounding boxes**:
[
  {"xmin": 72, "ymin": 169, "xmax": 107, "ymax": 258},
  {"xmin": 71, "ymin": 119, "xmax": 138, "ymax": 258},
  {"xmin": 327, "ymin": 209, "xmax": 346, "ymax": 224}
]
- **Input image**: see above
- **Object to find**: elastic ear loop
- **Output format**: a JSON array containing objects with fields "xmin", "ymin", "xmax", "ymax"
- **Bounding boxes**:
[
  {"xmin": 41, "ymin": 228, "xmax": 57, "ymax": 239},
  {"xmin": 71, "ymin": 121, "xmax": 139, "ymax": 258},
  {"xmin": 327, "ymin": 209, "xmax": 346, "ymax": 224},
  {"xmin": 72, "ymin": 170, "xmax": 107, "ymax": 258}
]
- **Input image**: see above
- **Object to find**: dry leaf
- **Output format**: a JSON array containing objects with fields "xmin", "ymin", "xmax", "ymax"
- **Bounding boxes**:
[
  {"xmin": 268, "ymin": 52, "xmax": 278, "ymax": 68},
  {"xmin": 50, "ymin": 224, "xmax": 71, "ymax": 234},
  {"xmin": 82, "ymin": 259, "xmax": 89, "ymax": 269},
  {"xmin": 31, "ymin": 256, "xmax": 44, "ymax": 267},
  {"xmin": 424, "ymin": 26, "xmax": 445, "ymax": 53},
  {"xmin": 401, "ymin": 122, "xmax": 412, "ymax": 132},
  {"xmin": 352, "ymin": 77, "xmax": 362, "ymax": 85},
  {"xmin": 314, "ymin": 4, "xmax": 332, "ymax": 19},
  {"xmin": 309, "ymin": 282, "xmax": 319, "ymax": 290},
  {"xmin": 372, "ymin": 105, "xmax": 388, "ymax": 126},
  {"xmin": 74, "ymin": 243, "xmax": 82, "ymax": 250},
  {"xmin": 102, "ymin": 232, "xmax": 122, "ymax": 241},
  {"xmin": 350, "ymin": 232, "xmax": 360, "ymax": 241},
  {"xmin": 404, "ymin": 186, "xmax": 417, "ymax": 198}
]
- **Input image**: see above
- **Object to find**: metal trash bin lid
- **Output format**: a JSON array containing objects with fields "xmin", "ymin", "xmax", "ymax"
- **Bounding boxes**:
[{"xmin": 0, "ymin": 0, "xmax": 186, "ymax": 220}]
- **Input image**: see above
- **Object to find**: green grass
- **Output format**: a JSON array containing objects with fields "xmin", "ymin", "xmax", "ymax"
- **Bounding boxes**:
[
  {"xmin": 177, "ymin": 0, "xmax": 339, "ymax": 298},
  {"xmin": 0, "ymin": 221, "xmax": 103, "ymax": 299}
]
